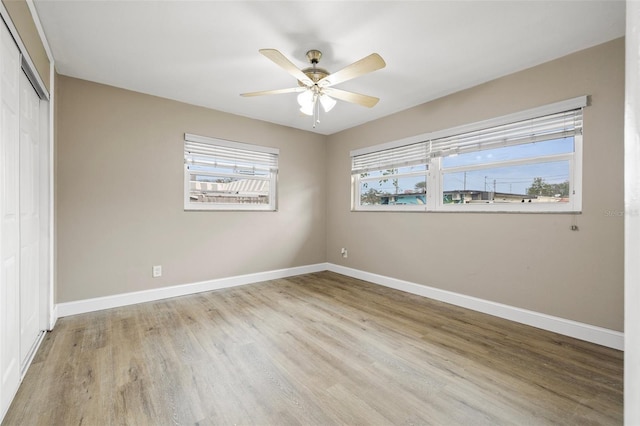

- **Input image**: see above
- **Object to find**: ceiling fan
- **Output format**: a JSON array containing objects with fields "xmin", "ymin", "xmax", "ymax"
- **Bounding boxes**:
[{"xmin": 241, "ymin": 49, "xmax": 386, "ymax": 127}]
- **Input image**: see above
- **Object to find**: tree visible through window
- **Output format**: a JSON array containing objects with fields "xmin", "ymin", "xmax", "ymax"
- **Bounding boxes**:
[{"xmin": 527, "ymin": 177, "xmax": 570, "ymax": 198}]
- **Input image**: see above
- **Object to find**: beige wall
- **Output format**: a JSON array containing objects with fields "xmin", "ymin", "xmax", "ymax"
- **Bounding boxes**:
[
  {"xmin": 326, "ymin": 38, "xmax": 625, "ymax": 331},
  {"xmin": 2, "ymin": 0, "xmax": 50, "ymax": 91},
  {"xmin": 55, "ymin": 75, "xmax": 326, "ymax": 303}
]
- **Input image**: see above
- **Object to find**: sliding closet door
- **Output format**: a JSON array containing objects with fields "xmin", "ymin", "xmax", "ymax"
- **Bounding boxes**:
[
  {"xmin": 19, "ymin": 71, "xmax": 40, "ymax": 365},
  {"xmin": 0, "ymin": 20, "xmax": 22, "ymax": 417}
]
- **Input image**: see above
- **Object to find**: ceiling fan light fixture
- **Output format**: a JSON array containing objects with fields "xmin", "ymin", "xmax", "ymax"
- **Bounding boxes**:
[
  {"xmin": 319, "ymin": 94, "xmax": 336, "ymax": 112},
  {"xmin": 299, "ymin": 100, "xmax": 315, "ymax": 116},
  {"xmin": 297, "ymin": 89, "xmax": 313, "ymax": 107}
]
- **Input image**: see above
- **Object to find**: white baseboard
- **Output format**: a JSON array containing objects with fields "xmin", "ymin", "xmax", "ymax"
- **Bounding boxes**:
[
  {"xmin": 327, "ymin": 264, "xmax": 624, "ymax": 351},
  {"xmin": 57, "ymin": 263, "xmax": 329, "ymax": 318},
  {"xmin": 55, "ymin": 262, "xmax": 623, "ymax": 351}
]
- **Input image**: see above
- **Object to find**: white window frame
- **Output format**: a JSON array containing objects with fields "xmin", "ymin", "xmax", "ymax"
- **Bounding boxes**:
[
  {"xmin": 351, "ymin": 96, "xmax": 586, "ymax": 213},
  {"xmin": 184, "ymin": 133, "xmax": 278, "ymax": 211}
]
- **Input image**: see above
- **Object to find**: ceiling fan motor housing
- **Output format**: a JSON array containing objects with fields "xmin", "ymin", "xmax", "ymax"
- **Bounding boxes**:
[{"xmin": 298, "ymin": 49, "xmax": 330, "ymax": 86}]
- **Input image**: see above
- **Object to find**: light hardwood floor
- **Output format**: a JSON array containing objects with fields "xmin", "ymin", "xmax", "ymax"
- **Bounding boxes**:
[{"xmin": 3, "ymin": 272, "xmax": 623, "ymax": 425}]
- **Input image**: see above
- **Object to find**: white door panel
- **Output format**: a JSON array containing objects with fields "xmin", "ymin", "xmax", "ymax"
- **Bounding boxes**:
[
  {"xmin": 0, "ymin": 21, "xmax": 22, "ymax": 418},
  {"xmin": 19, "ymin": 71, "xmax": 40, "ymax": 365}
]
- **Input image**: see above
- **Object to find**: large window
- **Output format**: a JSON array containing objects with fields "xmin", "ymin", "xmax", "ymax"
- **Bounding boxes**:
[
  {"xmin": 351, "ymin": 97, "xmax": 585, "ymax": 212},
  {"xmin": 184, "ymin": 134, "xmax": 278, "ymax": 211}
]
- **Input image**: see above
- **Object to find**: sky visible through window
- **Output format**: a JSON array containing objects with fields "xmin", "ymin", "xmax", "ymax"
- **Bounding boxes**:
[
  {"xmin": 442, "ymin": 137, "xmax": 573, "ymax": 195},
  {"xmin": 444, "ymin": 161, "xmax": 569, "ymax": 195}
]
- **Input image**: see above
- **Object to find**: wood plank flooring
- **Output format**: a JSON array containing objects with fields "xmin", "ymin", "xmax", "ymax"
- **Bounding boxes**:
[{"xmin": 3, "ymin": 272, "xmax": 623, "ymax": 425}]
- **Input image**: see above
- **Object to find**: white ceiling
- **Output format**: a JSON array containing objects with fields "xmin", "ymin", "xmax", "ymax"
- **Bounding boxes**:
[{"xmin": 33, "ymin": 1, "xmax": 625, "ymax": 135}]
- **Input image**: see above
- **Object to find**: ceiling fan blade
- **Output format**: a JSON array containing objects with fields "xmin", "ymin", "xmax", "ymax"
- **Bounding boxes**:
[
  {"xmin": 241, "ymin": 87, "xmax": 304, "ymax": 97},
  {"xmin": 259, "ymin": 49, "xmax": 313, "ymax": 87},
  {"xmin": 323, "ymin": 87, "xmax": 380, "ymax": 108},
  {"xmin": 318, "ymin": 53, "xmax": 386, "ymax": 87}
]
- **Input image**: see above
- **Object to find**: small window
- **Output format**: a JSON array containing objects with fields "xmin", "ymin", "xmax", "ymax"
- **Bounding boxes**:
[
  {"xmin": 184, "ymin": 134, "xmax": 278, "ymax": 211},
  {"xmin": 351, "ymin": 97, "xmax": 585, "ymax": 213}
]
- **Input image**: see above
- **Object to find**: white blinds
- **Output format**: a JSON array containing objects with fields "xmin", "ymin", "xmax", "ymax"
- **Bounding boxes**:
[
  {"xmin": 184, "ymin": 133, "xmax": 278, "ymax": 171},
  {"xmin": 351, "ymin": 104, "xmax": 584, "ymax": 173},
  {"xmin": 351, "ymin": 142, "xmax": 428, "ymax": 174},
  {"xmin": 429, "ymin": 109, "xmax": 582, "ymax": 158}
]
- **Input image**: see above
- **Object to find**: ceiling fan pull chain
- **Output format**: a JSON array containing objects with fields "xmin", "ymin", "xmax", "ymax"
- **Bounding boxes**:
[{"xmin": 312, "ymin": 99, "xmax": 317, "ymax": 128}]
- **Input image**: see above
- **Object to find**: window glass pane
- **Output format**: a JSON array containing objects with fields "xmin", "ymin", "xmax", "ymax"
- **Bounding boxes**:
[
  {"xmin": 359, "ymin": 164, "xmax": 427, "ymax": 179},
  {"xmin": 188, "ymin": 160, "xmax": 270, "ymax": 176},
  {"xmin": 360, "ymin": 174, "xmax": 427, "ymax": 206},
  {"xmin": 442, "ymin": 137, "xmax": 574, "ymax": 169},
  {"xmin": 442, "ymin": 160, "xmax": 570, "ymax": 204},
  {"xmin": 188, "ymin": 173, "xmax": 270, "ymax": 205}
]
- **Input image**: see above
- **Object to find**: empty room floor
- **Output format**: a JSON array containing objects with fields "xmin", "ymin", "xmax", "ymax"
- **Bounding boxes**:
[{"xmin": 3, "ymin": 272, "xmax": 623, "ymax": 425}]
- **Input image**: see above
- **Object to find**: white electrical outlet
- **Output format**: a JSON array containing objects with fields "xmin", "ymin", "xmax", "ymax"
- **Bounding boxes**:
[
  {"xmin": 152, "ymin": 265, "xmax": 162, "ymax": 278},
  {"xmin": 341, "ymin": 248, "xmax": 348, "ymax": 258}
]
